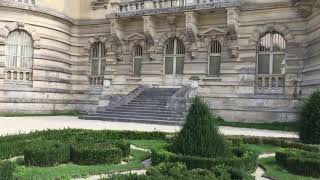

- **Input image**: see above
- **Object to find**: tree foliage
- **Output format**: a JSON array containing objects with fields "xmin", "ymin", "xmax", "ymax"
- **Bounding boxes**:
[{"xmin": 171, "ymin": 96, "xmax": 230, "ymax": 158}]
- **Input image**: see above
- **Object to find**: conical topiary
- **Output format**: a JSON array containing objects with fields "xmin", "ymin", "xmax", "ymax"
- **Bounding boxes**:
[
  {"xmin": 171, "ymin": 96, "xmax": 230, "ymax": 158},
  {"xmin": 299, "ymin": 90, "xmax": 320, "ymax": 144}
]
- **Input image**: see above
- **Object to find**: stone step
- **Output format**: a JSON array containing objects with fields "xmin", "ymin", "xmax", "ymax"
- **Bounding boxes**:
[
  {"xmin": 134, "ymin": 96, "xmax": 170, "ymax": 100},
  {"xmin": 88, "ymin": 113, "xmax": 184, "ymax": 120},
  {"xmin": 127, "ymin": 102, "xmax": 167, "ymax": 106},
  {"xmin": 98, "ymin": 109, "xmax": 180, "ymax": 115},
  {"xmin": 116, "ymin": 106, "xmax": 169, "ymax": 111},
  {"xmin": 122, "ymin": 104, "xmax": 168, "ymax": 108},
  {"xmin": 79, "ymin": 116, "xmax": 183, "ymax": 125},
  {"xmin": 92, "ymin": 111, "xmax": 182, "ymax": 118}
]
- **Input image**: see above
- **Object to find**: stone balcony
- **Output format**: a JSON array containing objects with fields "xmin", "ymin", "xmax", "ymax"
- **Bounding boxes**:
[
  {"xmin": 0, "ymin": 0, "xmax": 35, "ymax": 6},
  {"xmin": 108, "ymin": 0, "xmax": 240, "ymax": 18}
]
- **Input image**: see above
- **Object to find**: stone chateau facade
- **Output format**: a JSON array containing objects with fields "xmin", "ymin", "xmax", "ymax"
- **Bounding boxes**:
[{"xmin": 0, "ymin": 0, "xmax": 319, "ymax": 122}]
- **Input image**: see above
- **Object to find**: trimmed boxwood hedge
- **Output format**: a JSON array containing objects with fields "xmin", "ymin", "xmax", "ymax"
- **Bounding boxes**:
[
  {"xmin": 275, "ymin": 148, "xmax": 320, "ymax": 178},
  {"xmin": 0, "ymin": 129, "xmax": 165, "ymax": 160},
  {"xmin": 71, "ymin": 143, "xmax": 123, "ymax": 165},
  {"xmin": 24, "ymin": 140, "xmax": 70, "ymax": 167},
  {"xmin": 227, "ymin": 136, "xmax": 320, "ymax": 152},
  {"xmin": 151, "ymin": 146, "xmax": 258, "ymax": 172}
]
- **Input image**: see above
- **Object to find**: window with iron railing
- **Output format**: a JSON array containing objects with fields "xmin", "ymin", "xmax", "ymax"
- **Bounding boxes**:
[
  {"xmin": 133, "ymin": 45, "xmax": 143, "ymax": 76},
  {"xmin": 208, "ymin": 40, "xmax": 221, "ymax": 76},
  {"xmin": 256, "ymin": 32, "xmax": 286, "ymax": 92},
  {"xmin": 89, "ymin": 42, "xmax": 106, "ymax": 86}
]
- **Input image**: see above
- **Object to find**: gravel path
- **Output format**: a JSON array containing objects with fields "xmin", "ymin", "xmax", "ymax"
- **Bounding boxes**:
[
  {"xmin": 0, "ymin": 116, "xmax": 298, "ymax": 138},
  {"xmin": 252, "ymin": 153, "xmax": 276, "ymax": 180}
]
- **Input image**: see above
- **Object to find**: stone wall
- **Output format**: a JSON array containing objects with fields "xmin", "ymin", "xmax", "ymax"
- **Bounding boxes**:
[{"xmin": 302, "ymin": 7, "xmax": 320, "ymax": 95}]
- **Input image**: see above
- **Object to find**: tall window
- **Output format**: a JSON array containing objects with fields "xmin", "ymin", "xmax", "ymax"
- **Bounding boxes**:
[
  {"xmin": 257, "ymin": 32, "xmax": 286, "ymax": 75},
  {"xmin": 133, "ymin": 45, "xmax": 143, "ymax": 76},
  {"xmin": 5, "ymin": 30, "xmax": 33, "ymax": 70},
  {"xmin": 164, "ymin": 38, "xmax": 185, "ymax": 75},
  {"xmin": 208, "ymin": 40, "xmax": 221, "ymax": 76},
  {"xmin": 90, "ymin": 42, "xmax": 106, "ymax": 76}
]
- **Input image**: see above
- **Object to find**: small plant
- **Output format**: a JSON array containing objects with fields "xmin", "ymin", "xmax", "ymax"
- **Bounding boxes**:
[
  {"xmin": 24, "ymin": 140, "xmax": 70, "ymax": 167},
  {"xmin": 0, "ymin": 161, "xmax": 16, "ymax": 180},
  {"xmin": 171, "ymin": 96, "xmax": 230, "ymax": 158},
  {"xmin": 299, "ymin": 90, "xmax": 320, "ymax": 144}
]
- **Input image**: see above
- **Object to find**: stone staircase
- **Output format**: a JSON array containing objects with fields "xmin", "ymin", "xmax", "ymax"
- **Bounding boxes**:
[{"xmin": 79, "ymin": 87, "xmax": 186, "ymax": 125}]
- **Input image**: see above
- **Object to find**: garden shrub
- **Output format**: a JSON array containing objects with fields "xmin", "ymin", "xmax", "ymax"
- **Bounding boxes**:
[
  {"xmin": 152, "ymin": 147, "xmax": 258, "ymax": 172},
  {"xmin": 0, "ymin": 129, "xmax": 165, "ymax": 161},
  {"xmin": 275, "ymin": 148, "xmax": 320, "ymax": 177},
  {"xmin": 227, "ymin": 136, "xmax": 320, "ymax": 152},
  {"xmin": 299, "ymin": 90, "xmax": 320, "ymax": 144},
  {"xmin": 24, "ymin": 140, "xmax": 70, "ymax": 167},
  {"xmin": 70, "ymin": 143, "xmax": 122, "ymax": 165},
  {"xmin": 171, "ymin": 96, "xmax": 230, "ymax": 158},
  {"xmin": 0, "ymin": 161, "xmax": 15, "ymax": 180}
]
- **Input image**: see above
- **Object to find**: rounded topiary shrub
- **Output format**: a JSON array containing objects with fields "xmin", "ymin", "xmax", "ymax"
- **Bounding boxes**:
[
  {"xmin": 299, "ymin": 90, "xmax": 320, "ymax": 144},
  {"xmin": 24, "ymin": 140, "xmax": 70, "ymax": 167},
  {"xmin": 171, "ymin": 96, "xmax": 230, "ymax": 158},
  {"xmin": 70, "ymin": 143, "xmax": 122, "ymax": 165}
]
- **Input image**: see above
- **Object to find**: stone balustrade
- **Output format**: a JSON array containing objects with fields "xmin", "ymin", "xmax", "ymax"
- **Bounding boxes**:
[
  {"xmin": 110, "ymin": 0, "xmax": 240, "ymax": 18},
  {"xmin": 256, "ymin": 74, "xmax": 285, "ymax": 94},
  {"xmin": 5, "ymin": 68, "xmax": 32, "ymax": 81},
  {"xmin": 89, "ymin": 75, "xmax": 104, "ymax": 86},
  {"xmin": 1, "ymin": 0, "xmax": 35, "ymax": 5}
]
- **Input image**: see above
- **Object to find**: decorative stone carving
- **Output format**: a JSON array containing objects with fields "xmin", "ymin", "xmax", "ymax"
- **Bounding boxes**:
[
  {"xmin": 184, "ymin": 11, "xmax": 199, "ymax": 42},
  {"xmin": 91, "ymin": 0, "xmax": 109, "ymax": 10},
  {"xmin": 226, "ymin": 7, "xmax": 239, "ymax": 40},
  {"xmin": 143, "ymin": 16, "xmax": 157, "ymax": 45},
  {"xmin": 85, "ymin": 35, "xmax": 108, "ymax": 51},
  {"xmin": 294, "ymin": 0, "xmax": 319, "ymax": 17},
  {"xmin": 110, "ymin": 19, "xmax": 124, "ymax": 42},
  {"xmin": 0, "ymin": 22, "xmax": 40, "ymax": 49}
]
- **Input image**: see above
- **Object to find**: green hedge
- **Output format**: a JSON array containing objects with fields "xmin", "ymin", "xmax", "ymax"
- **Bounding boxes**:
[
  {"xmin": 0, "ymin": 161, "xmax": 15, "ymax": 180},
  {"xmin": 275, "ymin": 148, "xmax": 320, "ymax": 177},
  {"xmin": 71, "ymin": 143, "xmax": 122, "ymax": 165},
  {"xmin": 151, "ymin": 146, "xmax": 258, "ymax": 172},
  {"xmin": 0, "ymin": 129, "xmax": 166, "ymax": 160},
  {"xmin": 24, "ymin": 140, "xmax": 70, "ymax": 167},
  {"xmin": 227, "ymin": 136, "xmax": 320, "ymax": 152}
]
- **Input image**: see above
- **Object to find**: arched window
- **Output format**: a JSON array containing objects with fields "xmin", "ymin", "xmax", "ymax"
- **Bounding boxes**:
[
  {"xmin": 257, "ymin": 32, "xmax": 286, "ymax": 75},
  {"xmin": 208, "ymin": 40, "xmax": 221, "ymax": 76},
  {"xmin": 256, "ymin": 32, "xmax": 286, "ymax": 90},
  {"xmin": 90, "ymin": 42, "xmax": 106, "ymax": 85},
  {"xmin": 133, "ymin": 45, "xmax": 143, "ymax": 76},
  {"xmin": 164, "ymin": 38, "xmax": 185, "ymax": 75},
  {"xmin": 6, "ymin": 30, "xmax": 33, "ymax": 69},
  {"xmin": 5, "ymin": 30, "xmax": 33, "ymax": 83}
]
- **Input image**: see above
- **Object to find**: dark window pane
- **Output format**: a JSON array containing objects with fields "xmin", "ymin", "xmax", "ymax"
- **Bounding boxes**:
[
  {"xmin": 209, "ymin": 56, "xmax": 221, "ymax": 76},
  {"xmin": 134, "ymin": 58, "xmax": 142, "ymax": 76},
  {"xmin": 258, "ymin": 54, "xmax": 270, "ymax": 74},
  {"xmin": 165, "ymin": 57, "xmax": 174, "ymax": 74},
  {"xmin": 273, "ymin": 54, "xmax": 284, "ymax": 74},
  {"xmin": 100, "ymin": 59, "xmax": 106, "ymax": 75},
  {"xmin": 176, "ymin": 57, "xmax": 184, "ymax": 75},
  {"xmin": 91, "ymin": 59, "xmax": 99, "ymax": 75}
]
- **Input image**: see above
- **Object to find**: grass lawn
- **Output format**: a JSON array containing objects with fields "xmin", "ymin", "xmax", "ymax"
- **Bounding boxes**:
[
  {"xmin": 217, "ymin": 120, "xmax": 299, "ymax": 132},
  {"xmin": 13, "ymin": 149, "xmax": 150, "ymax": 180},
  {"xmin": 242, "ymin": 144, "xmax": 282, "ymax": 154},
  {"xmin": 258, "ymin": 157, "xmax": 318, "ymax": 180},
  {"xmin": 0, "ymin": 111, "xmax": 86, "ymax": 117}
]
